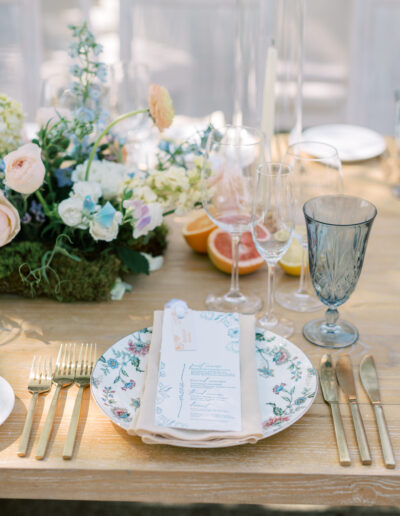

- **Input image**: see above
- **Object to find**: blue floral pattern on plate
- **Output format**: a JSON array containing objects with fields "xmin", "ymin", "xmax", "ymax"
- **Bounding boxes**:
[{"xmin": 90, "ymin": 327, "xmax": 318, "ymax": 444}]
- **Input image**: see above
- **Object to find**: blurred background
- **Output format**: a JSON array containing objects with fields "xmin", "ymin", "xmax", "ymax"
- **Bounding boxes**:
[{"xmin": 0, "ymin": 0, "xmax": 399, "ymax": 134}]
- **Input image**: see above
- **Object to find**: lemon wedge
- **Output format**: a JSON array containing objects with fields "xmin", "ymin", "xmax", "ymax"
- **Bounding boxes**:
[{"xmin": 279, "ymin": 237, "xmax": 305, "ymax": 276}]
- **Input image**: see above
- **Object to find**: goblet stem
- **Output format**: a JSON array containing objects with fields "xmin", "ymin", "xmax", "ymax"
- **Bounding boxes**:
[
  {"xmin": 324, "ymin": 307, "xmax": 339, "ymax": 331},
  {"xmin": 228, "ymin": 233, "xmax": 241, "ymax": 298},
  {"xmin": 296, "ymin": 246, "xmax": 313, "ymax": 296}
]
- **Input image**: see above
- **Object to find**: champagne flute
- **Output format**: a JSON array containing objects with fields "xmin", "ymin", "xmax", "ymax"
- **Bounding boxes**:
[
  {"xmin": 251, "ymin": 163, "xmax": 295, "ymax": 337},
  {"xmin": 201, "ymin": 125, "xmax": 264, "ymax": 314},
  {"xmin": 275, "ymin": 141, "xmax": 343, "ymax": 312}
]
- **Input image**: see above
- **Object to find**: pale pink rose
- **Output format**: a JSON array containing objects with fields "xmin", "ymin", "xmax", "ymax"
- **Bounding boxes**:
[
  {"xmin": 148, "ymin": 84, "xmax": 174, "ymax": 132},
  {"xmin": 4, "ymin": 143, "xmax": 46, "ymax": 194},
  {"xmin": 0, "ymin": 191, "xmax": 20, "ymax": 246}
]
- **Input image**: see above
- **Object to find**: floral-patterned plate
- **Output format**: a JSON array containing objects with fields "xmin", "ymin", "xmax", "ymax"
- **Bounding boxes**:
[{"xmin": 90, "ymin": 327, "xmax": 318, "ymax": 444}]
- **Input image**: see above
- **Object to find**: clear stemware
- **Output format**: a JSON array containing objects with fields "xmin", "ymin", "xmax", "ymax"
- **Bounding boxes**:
[
  {"xmin": 275, "ymin": 141, "xmax": 343, "ymax": 312},
  {"xmin": 251, "ymin": 163, "xmax": 295, "ymax": 337},
  {"xmin": 201, "ymin": 125, "xmax": 264, "ymax": 314},
  {"xmin": 303, "ymin": 194, "xmax": 377, "ymax": 348}
]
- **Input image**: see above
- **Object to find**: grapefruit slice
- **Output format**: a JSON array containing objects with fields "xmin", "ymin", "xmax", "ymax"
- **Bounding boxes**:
[
  {"xmin": 207, "ymin": 227, "xmax": 266, "ymax": 275},
  {"xmin": 182, "ymin": 211, "xmax": 217, "ymax": 254}
]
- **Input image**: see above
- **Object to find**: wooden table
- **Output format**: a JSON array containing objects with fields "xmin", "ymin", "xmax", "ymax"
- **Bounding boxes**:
[{"xmin": 0, "ymin": 142, "xmax": 400, "ymax": 506}]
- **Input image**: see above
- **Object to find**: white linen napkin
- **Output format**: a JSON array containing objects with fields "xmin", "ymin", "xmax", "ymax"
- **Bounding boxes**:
[{"xmin": 128, "ymin": 310, "xmax": 263, "ymax": 447}]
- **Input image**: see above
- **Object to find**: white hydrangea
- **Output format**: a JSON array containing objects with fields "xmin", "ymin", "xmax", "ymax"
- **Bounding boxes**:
[
  {"xmin": 127, "ymin": 162, "xmax": 204, "ymax": 216},
  {"xmin": 72, "ymin": 181, "xmax": 102, "ymax": 203},
  {"xmin": 72, "ymin": 159, "xmax": 129, "ymax": 201},
  {"xmin": 0, "ymin": 94, "xmax": 24, "ymax": 157}
]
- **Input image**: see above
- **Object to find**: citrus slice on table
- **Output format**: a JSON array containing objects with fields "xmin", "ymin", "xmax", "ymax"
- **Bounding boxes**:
[
  {"xmin": 182, "ymin": 211, "xmax": 217, "ymax": 254},
  {"xmin": 278, "ymin": 237, "xmax": 304, "ymax": 276},
  {"xmin": 207, "ymin": 227, "xmax": 267, "ymax": 275}
]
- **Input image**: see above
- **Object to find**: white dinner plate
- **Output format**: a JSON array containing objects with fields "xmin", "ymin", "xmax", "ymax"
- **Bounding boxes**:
[
  {"xmin": 0, "ymin": 376, "xmax": 15, "ymax": 426},
  {"xmin": 302, "ymin": 124, "xmax": 386, "ymax": 162},
  {"xmin": 90, "ymin": 327, "xmax": 318, "ymax": 447}
]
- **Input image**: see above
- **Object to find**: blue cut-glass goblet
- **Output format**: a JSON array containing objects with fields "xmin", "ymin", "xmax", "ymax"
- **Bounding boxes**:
[{"xmin": 303, "ymin": 194, "xmax": 377, "ymax": 348}]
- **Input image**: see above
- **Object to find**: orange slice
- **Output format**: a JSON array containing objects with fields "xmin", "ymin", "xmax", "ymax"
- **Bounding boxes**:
[
  {"xmin": 207, "ymin": 227, "xmax": 266, "ymax": 275},
  {"xmin": 182, "ymin": 211, "xmax": 217, "ymax": 254}
]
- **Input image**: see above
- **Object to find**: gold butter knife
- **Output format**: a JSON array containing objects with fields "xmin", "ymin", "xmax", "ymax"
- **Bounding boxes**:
[
  {"xmin": 360, "ymin": 355, "xmax": 395, "ymax": 469},
  {"xmin": 320, "ymin": 354, "xmax": 351, "ymax": 466},
  {"xmin": 336, "ymin": 354, "xmax": 372, "ymax": 465}
]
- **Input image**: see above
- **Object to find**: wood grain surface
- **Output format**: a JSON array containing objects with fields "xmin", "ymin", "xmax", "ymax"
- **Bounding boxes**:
[{"xmin": 0, "ymin": 140, "xmax": 400, "ymax": 505}]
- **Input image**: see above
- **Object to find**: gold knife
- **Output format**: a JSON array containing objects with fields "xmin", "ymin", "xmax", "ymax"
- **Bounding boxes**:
[
  {"xmin": 336, "ymin": 354, "xmax": 372, "ymax": 465},
  {"xmin": 320, "ymin": 354, "xmax": 351, "ymax": 466},
  {"xmin": 360, "ymin": 355, "xmax": 395, "ymax": 469}
]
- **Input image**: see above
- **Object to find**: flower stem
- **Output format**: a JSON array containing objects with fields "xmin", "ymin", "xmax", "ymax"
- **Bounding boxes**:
[
  {"xmin": 35, "ymin": 190, "xmax": 51, "ymax": 217},
  {"xmin": 84, "ymin": 109, "xmax": 149, "ymax": 181}
]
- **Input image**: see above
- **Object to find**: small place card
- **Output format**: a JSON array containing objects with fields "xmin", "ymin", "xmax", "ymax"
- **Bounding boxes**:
[{"xmin": 155, "ymin": 308, "xmax": 242, "ymax": 431}]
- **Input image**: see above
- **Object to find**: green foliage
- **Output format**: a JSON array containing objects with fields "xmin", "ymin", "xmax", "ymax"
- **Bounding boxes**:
[
  {"xmin": 117, "ymin": 247, "xmax": 149, "ymax": 275},
  {"xmin": 0, "ymin": 224, "xmax": 168, "ymax": 302}
]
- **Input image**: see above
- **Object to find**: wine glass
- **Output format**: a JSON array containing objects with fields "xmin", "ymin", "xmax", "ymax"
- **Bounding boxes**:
[
  {"xmin": 275, "ymin": 141, "xmax": 343, "ymax": 312},
  {"xmin": 201, "ymin": 125, "xmax": 264, "ymax": 314},
  {"xmin": 303, "ymin": 194, "xmax": 377, "ymax": 348},
  {"xmin": 251, "ymin": 163, "xmax": 295, "ymax": 337}
]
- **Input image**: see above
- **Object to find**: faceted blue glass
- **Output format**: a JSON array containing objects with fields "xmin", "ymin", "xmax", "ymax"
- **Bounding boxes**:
[{"xmin": 302, "ymin": 195, "xmax": 377, "ymax": 348}]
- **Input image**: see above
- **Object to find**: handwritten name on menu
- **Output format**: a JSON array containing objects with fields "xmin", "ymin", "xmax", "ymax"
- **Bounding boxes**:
[{"xmin": 155, "ymin": 309, "xmax": 242, "ymax": 431}]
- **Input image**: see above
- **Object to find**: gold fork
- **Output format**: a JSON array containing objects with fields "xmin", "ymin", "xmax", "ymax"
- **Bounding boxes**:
[
  {"xmin": 63, "ymin": 343, "xmax": 97, "ymax": 460},
  {"xmin": 18, "ymin": 356, "xmax": 53, "ymax": 457},
  {"xmin": 35, "ymin": 343, "xmax": 76, "ymax": 460}
]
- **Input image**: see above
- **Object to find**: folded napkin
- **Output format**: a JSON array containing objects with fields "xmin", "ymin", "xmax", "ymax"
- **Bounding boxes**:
[{"xmin": 128, "ymin": 310, "xmax": 263, "ymax": 447}]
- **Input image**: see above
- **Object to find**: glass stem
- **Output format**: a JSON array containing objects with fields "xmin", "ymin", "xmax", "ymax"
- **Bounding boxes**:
[
  {"xmin": 297, "ymin": 246, "xmax": 312, "ymax": 296},
  {"xmin": 229, "ymin": 234, "xmax": 241, "ymax": 297},
  {"xmin": 265, "ymin": 262, "xmax": 275, "ymax": 322},
  {"xmin": 325, "ymin": 307, "xmax": 339, "ymax": 331}
]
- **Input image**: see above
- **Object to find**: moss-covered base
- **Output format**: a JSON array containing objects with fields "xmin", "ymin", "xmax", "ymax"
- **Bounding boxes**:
[{"xmin": 0, "ymin": 226, "xmax": 168, "ymax": 302}]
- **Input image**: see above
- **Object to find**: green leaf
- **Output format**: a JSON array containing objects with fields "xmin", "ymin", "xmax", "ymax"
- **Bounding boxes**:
[{"xmin": 117, "ymin": 247, "xmax": 149, "ymax": 275}]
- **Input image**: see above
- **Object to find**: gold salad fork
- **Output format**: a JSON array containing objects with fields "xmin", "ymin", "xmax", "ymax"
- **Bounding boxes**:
[
  {"xmin": 36, "ymin": 343, "xmax": 75, "ymax": 460},
  {"xmin": 63, "ymin": 343, "xmax": 97, "ymax": 460},
  {"xmin": 18, "ymin": 356, "xmax": 53, "ymax": 457}
]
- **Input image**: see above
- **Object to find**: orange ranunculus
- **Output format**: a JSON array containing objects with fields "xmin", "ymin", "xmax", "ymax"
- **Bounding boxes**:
[{"xmin": 148, "ymin": 84, "xmax": 174, "ymax": 132}]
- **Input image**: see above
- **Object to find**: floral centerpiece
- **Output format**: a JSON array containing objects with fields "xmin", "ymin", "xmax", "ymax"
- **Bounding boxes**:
[{"xmin": 0, "ymin": 22, "xmax": 206, "ymax": 302}]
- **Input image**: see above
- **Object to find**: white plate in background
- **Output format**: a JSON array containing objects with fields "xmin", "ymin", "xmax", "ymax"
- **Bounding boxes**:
[{"xmin": 302, "ymin": 124, "xmax": 386, "ymax": 162}]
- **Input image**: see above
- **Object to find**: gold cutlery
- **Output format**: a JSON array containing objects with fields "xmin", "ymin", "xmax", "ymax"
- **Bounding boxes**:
[
  {"xmin": 18, "ymin": 356, "xmax": 52, "ymax": 457},
  {"xmin": 319, "ymin": 354, "xmax": 351, "ymax": 466},
  {"xmin": 36, "ymin": 343, "xmax": 75, "ymax": 460},
  {"xmin": 63, "ymin": 343, "xmax": 96, "ymax": 460},
  {"xmin": 336, "ymin": 354, "xmax": 372, "ymax": 465},
  {"xmin": 360, "ymin": 355, "xmax": 395, "ymax": 469}
]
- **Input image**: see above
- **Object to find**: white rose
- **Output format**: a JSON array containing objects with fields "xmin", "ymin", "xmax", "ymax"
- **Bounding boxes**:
[
  {"xmin": 133, "ymin": 202, "xmax": 163, "ymax": 239},
  {"xmin": 58, "ymin": 197, "xmax": 87, "ymax": 228},
  {"xmin": 89, "ymin": 211, "xmax": 122, "ymax": 242},
  {"xmin": 73, "ymin": 181, "xmax": 102, "ymax": 203}
]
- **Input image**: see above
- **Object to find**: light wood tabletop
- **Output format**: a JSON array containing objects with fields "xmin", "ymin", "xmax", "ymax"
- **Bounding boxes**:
[{"xmin": 0, "ymin": 141, "xmax": 400, "ymax": 506}]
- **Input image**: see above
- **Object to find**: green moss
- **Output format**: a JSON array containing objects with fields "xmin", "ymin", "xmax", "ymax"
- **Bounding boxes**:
[{"xmin": 0, "ymin": 224, "xmax": 168, "ymax": 302}]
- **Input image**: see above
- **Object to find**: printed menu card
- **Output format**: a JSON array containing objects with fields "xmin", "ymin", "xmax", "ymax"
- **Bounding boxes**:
[{"xmin": 155, "ymin": 308, "xmax": 242, "ymax": 431}]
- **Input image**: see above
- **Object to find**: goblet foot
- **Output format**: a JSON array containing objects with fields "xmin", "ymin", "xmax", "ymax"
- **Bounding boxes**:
[
  {"xmin": 205, "ymin": 291, "xmax": 262, "ymax": 315},
  {"xmin": 275, "ymin": 283, "xmax": 322, "ymax": 312},
  {"xmin": 257, "ymin": 313, "xmax": 294, "ymax": 339},
  {"xmin": 303, "ymin": 317, "xmax": 359, "ymax": 348}
]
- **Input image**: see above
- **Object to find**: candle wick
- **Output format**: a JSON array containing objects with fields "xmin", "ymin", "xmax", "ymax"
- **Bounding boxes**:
[{"xmin": 271, "ymin": 38, "xmax": 275, "ymax": 47}]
